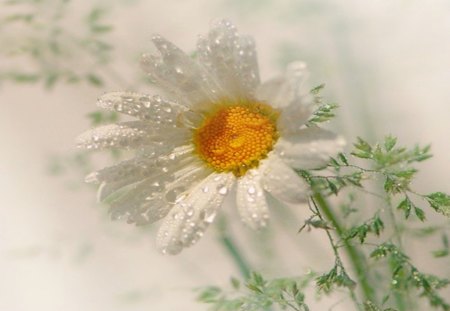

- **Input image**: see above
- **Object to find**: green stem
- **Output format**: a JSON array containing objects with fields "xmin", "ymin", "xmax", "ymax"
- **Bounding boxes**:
[
  {"xmin": 310, "ymin": 197, "xmax": 361, "ymax": 309},
  {"xmin": 313, "ymin": 192, "xmax": 375, "ymax": 304},
  {"xmin": 217, "ymin": 217, "xmax": 251, "ymax": 279},
  {"xmin": 385, "ymin": 196, "xmax": 412, "ymax": 311}
]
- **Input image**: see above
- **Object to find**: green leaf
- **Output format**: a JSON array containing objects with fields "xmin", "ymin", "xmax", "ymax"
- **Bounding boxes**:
[
  {"xmin": 86, "ymin": 73, "xmax": 103, "ymax": 87},
  {"xmin": 44, "ymin": 72, "xmax": 58, "ymax": 89},
  {"xmin": 87, "ymin": 111, "xmax": 118, "ymax": 126},
  {"xmin": 363, "ymin": 301, "xmax": 382, "ymax": 311},
  {"xmin": 432, "ymin": 249, "xmax": 449, "ymax": 258},
  {"xmin": 338, "ymin": 152, "xmax": 349, "ymax": 166},
  {"xmin": 230, "ymin": 277, "xmax": 240, "ymax": 289},
  {"xmin": 307, "ymin": 103, "xmax": 339, "ymax": 125},
  {"xmin": 88, "ymin": 7, "xmax": 105, "ymax": 23},
  {"xmin": 310, "ymin": 83, "xmax": 325, "ymax": 95},
  {"xmin": 316, "ymin": 265, "xmax": 355, "ymax": 293},
  {"xmin": 426, "ymin": 192, "xmax": 450, "ymax": 217},
  {"xmin": 414, "ymin": 207, "xmax": 426, "ymax": 221},
  {"xmin": 397, "ymin": 197, "xmax": 412, "ymax": 219},
  {"xmin": 352, "ymin": 137, "xmax": 373, "ymax": 159},
  {"xmin": 91, "ymin": 24, "xmax": 113, "ymax": 33},
  {"xmin": 246, "ymin": 283, "xmax": 262, "ymax": 293},
  {"xmin": 372, "ymin": 216, "xmax": 385, "ymax": 235},
  {"xmin": 251, "ymin": 272, "xmax": 264, "ymax": 286},
  {"xmin": 197, "ymin": 286, "xmax": 221, "ymax": 303},
  {"xmin": 384, "ymin": 135, "xmax": 397, "ymax": 152},
  {"xmin": 7, "ymin": 72, "xmax": 40, "ymax": 83},
  {"xmin": 408, "ymin": 144, "xmax": 432, "ymax": 162},
  {"xmin": 327, "ymin": 179, "xmax": 339, "ymax": 195}
]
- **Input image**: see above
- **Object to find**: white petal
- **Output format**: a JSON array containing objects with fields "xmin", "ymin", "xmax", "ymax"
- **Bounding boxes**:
[
  {"xmin": 156, "ymin": 173, "xmax": 235, "ymax": 255},
  {"xmin": 163, "ymin": 165, "xmax": 212, "ymax": 204},
  {"xmin": 88, "ymin": 145, "xmax": 195, "ymax": 202},
  {"xmin": 76, "ymin": 121, "xmax": 190, "ymax": 150},
  {"xmin": 97, "ymin": 92, "xmax": 183, "ymax": 123},
  {"xmin": 197, "ymin": 20, "xmax": 260, "ymax": 98},
  {"xmin": 236, "ymin": 169, "xmax": 269, "ymax": 230},
  {"xmin": 257, "ymin": 61, "xmax": 309, "ymax": 108},
  {"xmin": 261, "ymin": 155, "xmax": 310, "ymax": 204},
  {"xmin": 107, "ymin": 179, "xmax": 170, "ymax": 225},
  {"xmin": 275, "ymin": 127, "xmax": 346, "ymax": 169},
  {"xmin": 96, "ymin": 168, "xmax": 160, "ymax": 203},
  {"xmin": 141, "ymin": 36, "xmax": 221, "ymax": 106},
  {"xmin": 256, "ymin": 61, "xmax": 313, "ymax": 134},
  {"xmin": 86, "ymin": 157, "xmax": 157, "ymax": 185},
  {"xmin": 107, "ymin": 162, "xmax": 209, "ymax": 226}
]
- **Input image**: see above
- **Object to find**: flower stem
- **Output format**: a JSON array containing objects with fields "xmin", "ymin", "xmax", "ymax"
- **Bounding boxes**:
[
  {"xmin": 217, "ymin": 217, "xmax": 251, "ymax": 279},
  {"xmin": 313, "ymin": 192, "xmax": 376, "ymax": 304}
]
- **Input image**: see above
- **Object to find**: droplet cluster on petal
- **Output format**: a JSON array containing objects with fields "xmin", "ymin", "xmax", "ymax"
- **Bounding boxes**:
[{"xmin": 157, "ymin": 173, "xmax": 235, "ymax": 255}]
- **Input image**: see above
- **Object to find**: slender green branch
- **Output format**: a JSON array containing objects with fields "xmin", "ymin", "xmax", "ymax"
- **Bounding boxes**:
[
  {"xmin": 383, "ymin": 196, "xmax": 412, "ymax": 311},
  {"xmin": 310, "ymin": 197, "xmax": 361, "ymax": 309},
  {"xmin": 313, "ymin": 192, "xmax": 376, "ymax": 304},
  {"xmin": 217, "ymin": 217, "xmax": 251, "ymax": 279}
]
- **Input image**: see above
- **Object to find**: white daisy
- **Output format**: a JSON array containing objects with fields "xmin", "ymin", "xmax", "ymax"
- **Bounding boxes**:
[{"xmin": 77, "ymin": 20, "xmax": 345, "ymax": 255}]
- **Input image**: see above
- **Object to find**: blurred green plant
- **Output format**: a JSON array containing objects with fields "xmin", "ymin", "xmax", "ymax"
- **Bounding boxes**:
[
  {"xmin": 197, "ymin": 272, "xmax": 314, "ymax": 311},
  {"xmin": 0, "ymin": 0, "xmax": 115, "ymax": 88}
]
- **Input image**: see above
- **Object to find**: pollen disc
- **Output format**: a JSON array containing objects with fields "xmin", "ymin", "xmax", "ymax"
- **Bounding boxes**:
[{"xmin": 194, "ymin": 101, "xmax": 279, "ymax": 176}]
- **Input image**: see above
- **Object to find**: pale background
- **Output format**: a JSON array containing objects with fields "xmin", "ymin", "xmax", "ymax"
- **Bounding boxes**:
[{"xmin": 1, "ymin": 0, "xmax": 449, "ymax": 310}]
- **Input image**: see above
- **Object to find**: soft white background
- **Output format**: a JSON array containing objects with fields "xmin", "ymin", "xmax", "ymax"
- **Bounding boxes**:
[{"xmin": 1, "ymin": 0, "xmax": 449, "ymax": 310}]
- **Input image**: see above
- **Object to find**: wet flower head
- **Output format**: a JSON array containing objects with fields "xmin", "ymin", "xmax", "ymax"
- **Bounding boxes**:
[{"xmin": 77, "ymin": 20, "xmax": 345, "ymax": 255}]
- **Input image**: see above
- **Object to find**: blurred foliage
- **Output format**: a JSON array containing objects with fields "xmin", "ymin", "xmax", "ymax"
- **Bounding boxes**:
[
  {"xmin": 197, "ymin": 272, "xmax": 314, "ymax": 311},
  {"xmin": 0, "ymin": 0, "xmax": 114, "ymax": 88}
]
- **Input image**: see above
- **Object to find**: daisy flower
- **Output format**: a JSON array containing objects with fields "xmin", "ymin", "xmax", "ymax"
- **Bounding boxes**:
[{"xmin": 77, "ymin": 20, "xmax": 345, "ymax": 255}]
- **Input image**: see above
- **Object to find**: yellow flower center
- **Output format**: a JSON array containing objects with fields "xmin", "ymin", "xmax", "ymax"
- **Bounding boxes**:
[{"xmin": 194, "ymin": 101, "xmax": 279, "ymax": 177}]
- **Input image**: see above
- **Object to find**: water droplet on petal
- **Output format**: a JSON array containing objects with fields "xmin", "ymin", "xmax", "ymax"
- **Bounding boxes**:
[
  {"xmin": 186, "ymin": 209, "xmax": 194, "ymax": 217},
  {"xmin": 165, "ymin": 186, "xmax": 186, "ymax": 204},
  {"xmin": 201, "ymin": 209, "xmax": 216, "ymax": 223},
  {"xmin": 217, "ymin": 185, "xmax": 228, "ymax": 195}
]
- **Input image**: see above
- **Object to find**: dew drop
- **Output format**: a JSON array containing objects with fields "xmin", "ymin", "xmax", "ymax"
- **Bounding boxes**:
[
  {"xmin": 165, "ymin": 186, "xmax": 186, "ymax": 204},
  {"xmin": 186, "ymin": 208, "xmax": 194, "ymax": 217},
  {"xmin": 201, "ymin": 209, "xmax": 216, "ymax": 223},
  {"xmin": 247, "ymin": 186, "xmax": 256, "ymax": 194},
  {"xmin": 172, "ymin": 211, "xmax": 184, "ymax": 220},
  {"xmin": 217, "ymin": 185, "xmax": 228, "ymax": 195}
]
